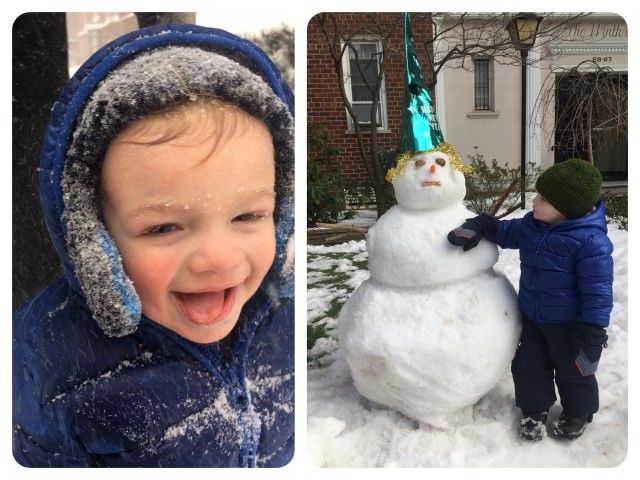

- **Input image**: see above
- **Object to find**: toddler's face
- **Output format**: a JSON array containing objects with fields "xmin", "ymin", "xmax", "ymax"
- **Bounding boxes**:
[
  {"xmin": 532, "ymin": 193, "xmax": 566, "ymax": 225},
  {"xmin": 101, "ymin": 103, "xmax": 276, "ymax": 343}
]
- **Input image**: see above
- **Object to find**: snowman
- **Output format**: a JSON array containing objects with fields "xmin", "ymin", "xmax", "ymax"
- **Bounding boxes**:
[
  {"xmin": 338, "ymin": 13, "xmax": 521, "ymax": 428},
  {"xmin": 338, "ymin": 144, "xmax": 521, "ymax": 428}
]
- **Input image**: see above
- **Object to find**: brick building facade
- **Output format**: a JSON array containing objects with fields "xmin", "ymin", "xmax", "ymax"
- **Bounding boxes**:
[{"xmin": 307, "ymin": 13, "xmax": 435, "ymax": 181}]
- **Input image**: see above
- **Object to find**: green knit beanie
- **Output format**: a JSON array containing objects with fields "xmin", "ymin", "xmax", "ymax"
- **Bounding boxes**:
[{"xmin": 535, "ymin": 159, "xmax": 602, "ymax": 219}]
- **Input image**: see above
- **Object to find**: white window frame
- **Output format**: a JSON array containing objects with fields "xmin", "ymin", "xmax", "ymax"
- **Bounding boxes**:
[
  {"xmin": 341, "ymin": 38, "xmax": 388, "ymax": 131},
  {"xmin": 473, "ymin": 56, "xmax": 494, "ymax": 111}
]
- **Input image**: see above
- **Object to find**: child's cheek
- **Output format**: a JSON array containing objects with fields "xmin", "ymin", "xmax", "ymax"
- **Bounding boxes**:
[
  {"xmin": 258, "ymin": 231, "xmax": 277, "ymax": 272},
  {"xmin": 246, "ymin": 232, "xmax": 276, "ymax": 292},
  {"xmin": 121, "ymin": 248, "xmax": 175, "ymax": 300}
]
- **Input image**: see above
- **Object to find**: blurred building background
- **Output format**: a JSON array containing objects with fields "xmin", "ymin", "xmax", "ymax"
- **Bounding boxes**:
[{"xmin": 66, "ymin": 13, "xmax": 139, "ymax": 74}]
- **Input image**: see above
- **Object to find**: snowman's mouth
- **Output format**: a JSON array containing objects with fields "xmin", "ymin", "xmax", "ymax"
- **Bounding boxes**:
[{"xmin": 421, "ymin": 181, "xmax": 441, "ymax": 187}]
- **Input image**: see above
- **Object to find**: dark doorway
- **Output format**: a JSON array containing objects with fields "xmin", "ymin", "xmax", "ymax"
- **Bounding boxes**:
[{"xmin": 554, "ymin": 71, "xmax": 627, "ymax": 181}]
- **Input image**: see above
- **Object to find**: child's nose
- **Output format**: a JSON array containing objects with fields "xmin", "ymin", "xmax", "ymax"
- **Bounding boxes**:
[{"xmin": 186, "ymin": 230, "xmax": 243, "ymax": 274}]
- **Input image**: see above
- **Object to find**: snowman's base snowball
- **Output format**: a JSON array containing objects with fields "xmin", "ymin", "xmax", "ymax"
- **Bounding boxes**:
[{"xmin": 338, "ymin": 270, "xmax": 521, "ymax": 428}]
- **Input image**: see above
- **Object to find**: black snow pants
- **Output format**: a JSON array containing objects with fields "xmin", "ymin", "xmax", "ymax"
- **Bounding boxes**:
[{"xmin": 511, "ymin": 314, "xmax": 608, "ymax": 417}]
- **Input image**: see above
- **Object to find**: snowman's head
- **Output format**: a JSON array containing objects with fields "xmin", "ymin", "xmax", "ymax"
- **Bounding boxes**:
[{"xmin": 387, "ymin": 145, "xmax": 469, "ymax": 210}]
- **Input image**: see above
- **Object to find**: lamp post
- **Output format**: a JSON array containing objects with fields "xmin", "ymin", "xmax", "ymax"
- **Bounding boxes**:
[{"xmin": 506, "ymin": 12, "xmax": 542, "ymax": 208}]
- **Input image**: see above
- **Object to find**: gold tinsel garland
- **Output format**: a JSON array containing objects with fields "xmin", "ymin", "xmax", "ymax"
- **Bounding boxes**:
[{"xmin": 385, "ymin": 143, "xmax": 473, "ymax": 183}]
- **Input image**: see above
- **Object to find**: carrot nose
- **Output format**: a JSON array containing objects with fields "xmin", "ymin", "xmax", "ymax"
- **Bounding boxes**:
[{"xmin": 430, "ymin": 164, "xmax": 436, "ymax": 174}]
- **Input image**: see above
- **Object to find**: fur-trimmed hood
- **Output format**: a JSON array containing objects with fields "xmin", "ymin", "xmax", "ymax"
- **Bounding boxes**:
[{"xmin": 38, "ymin": 24, "xmax": 294, "ymax": 337}]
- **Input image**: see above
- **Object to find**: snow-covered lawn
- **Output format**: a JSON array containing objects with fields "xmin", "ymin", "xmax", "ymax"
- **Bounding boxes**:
[{"xmin": 306, "ymin": 205, "xmax": 629, "ymax": 468}]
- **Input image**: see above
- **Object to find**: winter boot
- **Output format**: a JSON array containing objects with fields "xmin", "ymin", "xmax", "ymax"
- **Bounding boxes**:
[
  {"xmin": 518, "ymin": 411, "xmax": 548, "ymax": 442},
  {"xmin": 552, "ymin": 413, "xmax": 593, "ymax": 440}
]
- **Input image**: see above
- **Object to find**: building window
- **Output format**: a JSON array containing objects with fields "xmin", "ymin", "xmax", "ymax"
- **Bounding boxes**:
[
  {"xmin": 474, "ymin": 57, "xmax": 493, "ymax": 111},
  {"xmin": 342, "ymin": 39, "xmax": 388, "ymax": 130}
]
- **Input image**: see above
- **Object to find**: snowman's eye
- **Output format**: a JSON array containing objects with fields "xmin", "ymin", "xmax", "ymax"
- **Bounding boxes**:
[
  {"xmin": 415, "ymin": 159, "xmax": 425, "ymax": 167},
  {"xmin": 436, "ymin": 157, "xmax": 446, "ymax": 167}
]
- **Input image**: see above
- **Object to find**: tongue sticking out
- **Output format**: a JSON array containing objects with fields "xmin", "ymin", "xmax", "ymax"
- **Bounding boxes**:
[{"xmin": 176, "ymin": 291, "xmax": 226, "ymax": 324}]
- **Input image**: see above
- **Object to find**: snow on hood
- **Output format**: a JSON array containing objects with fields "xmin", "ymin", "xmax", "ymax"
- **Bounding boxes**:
[{"xmin": 38, "ymin": 24, "xmax": 294, "ymax": 337}]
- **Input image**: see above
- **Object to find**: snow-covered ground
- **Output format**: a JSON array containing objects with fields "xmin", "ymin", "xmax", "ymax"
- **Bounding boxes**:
[{"xmin": 306, "ymin": 201, "xmax": 630, "ymax": 470}]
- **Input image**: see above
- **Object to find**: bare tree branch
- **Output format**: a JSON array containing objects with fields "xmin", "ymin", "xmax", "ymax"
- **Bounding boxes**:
[
  {"xmin": 316, "ymin": 223, "xmax": 369, "ymax": 233},
  {"xmin": 534, "ymin": 60, "xmax": 628, "ymax": 162},
  {"xmin": 313, "ymin": 13, "xmax": 404, "ymax": 218},
  {"xmin": 425, "ymin": 12, "xmax": 593, "ymax": 88}
]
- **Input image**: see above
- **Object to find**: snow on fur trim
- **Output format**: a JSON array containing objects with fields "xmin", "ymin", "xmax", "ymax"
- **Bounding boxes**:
[{"xmin": 61, "ymin": 45, "xmax": 294, "ymax": 337}]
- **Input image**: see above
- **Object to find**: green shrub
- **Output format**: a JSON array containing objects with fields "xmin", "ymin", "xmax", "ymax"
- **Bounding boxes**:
[
  {"xmin": 464, "ymin": 147, "xmax": 540, "ymax": 216},
  {"xmin": 342, "ymin": 180, "xmax": 375, "ymax": 220},
  {"xmin": 337, "ymin": 146, "xmax": 399, "ymax": 216},
  {"xmin": 307, "ymin": 123, "xmax": 348, "ymax": 227},
  {"xmin": 602, "ymin": 192, "xmax": 628, "ymax": 230}
]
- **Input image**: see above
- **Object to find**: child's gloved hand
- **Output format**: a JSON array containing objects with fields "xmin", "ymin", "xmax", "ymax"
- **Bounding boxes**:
[{"xmin": 447, "ymin": 213, "xmax": 496, "ymax": 251}]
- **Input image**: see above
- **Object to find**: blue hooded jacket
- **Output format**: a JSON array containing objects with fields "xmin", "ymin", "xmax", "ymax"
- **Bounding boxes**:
[
  {"xmin": 13, "ymin": 24, "xmax": 294, "ymax": 468},
  {"xmin": 489, "ymin": 200, "xmax": 613, "ymax": 327}
]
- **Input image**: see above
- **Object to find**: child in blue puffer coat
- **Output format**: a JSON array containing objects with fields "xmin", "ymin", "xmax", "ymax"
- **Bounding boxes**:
[
  {"xmin": 448, "ymin": 158, "xmax": 613, "ymax": 442},
  {"xmin": 13, "ymin": 23, "xmax": 294, "ymax": 467}
]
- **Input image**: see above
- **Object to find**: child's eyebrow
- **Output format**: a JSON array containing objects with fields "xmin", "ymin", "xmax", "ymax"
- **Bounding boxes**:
[
  {"xmin": 124, "ymin": 189, "xmax": 276, "ymax": 220},
  {"xmin": 123, "ymin": 203, "xmax": 184, "ymax": 220},
  {"xmin": 240, "ymin": 188, "xmax": 276, "ymax": 197}
]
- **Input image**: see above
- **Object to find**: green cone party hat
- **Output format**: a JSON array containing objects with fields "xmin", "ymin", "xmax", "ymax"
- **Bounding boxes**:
[
  {"xmin": 400, "ymin": 12, "xmax": 444, "ymax": 152},
  {"xmin": 388, "ymin": 13, "xmax": 468, "ymax": 183}
]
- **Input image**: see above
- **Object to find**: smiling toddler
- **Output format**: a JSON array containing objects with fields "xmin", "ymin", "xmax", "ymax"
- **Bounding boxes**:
[{"xmin": 13, "ymin": 24, "xmax": 294, "ymax": 467}]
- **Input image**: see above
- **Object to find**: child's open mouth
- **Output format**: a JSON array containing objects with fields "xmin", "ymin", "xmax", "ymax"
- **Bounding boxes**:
[{"xmin": 174, "ymin": 287, "xmax": 237, "ymax": 326}]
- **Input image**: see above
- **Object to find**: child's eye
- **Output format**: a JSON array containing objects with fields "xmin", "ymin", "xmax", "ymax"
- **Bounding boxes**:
[
  {"xmin": 143, "ymin": 224, "xmax": 179, "ymax": 235},
  {"xmin": 233, "ymin": 212, "xmax": 269, "ymax": 222}
]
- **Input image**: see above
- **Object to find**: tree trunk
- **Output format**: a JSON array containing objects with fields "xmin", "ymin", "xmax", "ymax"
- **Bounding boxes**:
[
  {"xmin": 13, "ymin": 13, "xmax": 68, "ymax": 310},
  {"xmin": 586, "ymin": 102, "xmax": 594, "ymax": 163}
]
